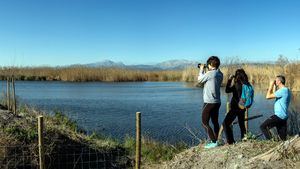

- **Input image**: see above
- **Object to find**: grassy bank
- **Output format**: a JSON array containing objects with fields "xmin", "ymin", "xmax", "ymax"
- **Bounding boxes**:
[
  {"xmin": 0, "ymin": 104, "xmax": 187, "ymax": 168},
  {"xmin": 0, "ymin": 105, "xmax": 127, "ymax": 168},
  {"xmin": 124, "ymin": 136, "xmax": 187, "ymax": 163}
]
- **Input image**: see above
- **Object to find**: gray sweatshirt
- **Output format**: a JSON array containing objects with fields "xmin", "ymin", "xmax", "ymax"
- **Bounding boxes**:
[{"xmin": 198, "ymin": 69, "xmax": 223, "ymax": 103}]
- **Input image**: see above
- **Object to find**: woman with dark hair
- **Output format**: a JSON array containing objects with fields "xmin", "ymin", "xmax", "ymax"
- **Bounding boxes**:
[{"xmin": 222, "ymin": 69, "xmax": 251, "ymax": 144}]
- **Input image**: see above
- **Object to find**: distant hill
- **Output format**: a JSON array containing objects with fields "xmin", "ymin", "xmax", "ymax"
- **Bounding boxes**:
[
  {"xmin": 155, "ymin": 59, "xmax": 198, "ymax": 70},
  {"xmin": 77, "ymin": 59, "xmax": 199, "ymax": 70},
  {"xmin": 85, "ymin": 60, "xmax": 126, "ymax": 68}
]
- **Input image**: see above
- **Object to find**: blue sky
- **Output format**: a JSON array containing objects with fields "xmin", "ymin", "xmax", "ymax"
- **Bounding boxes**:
[{"xmin": 0, "ymin": 0, "xmax": 299, "ymax": 66}]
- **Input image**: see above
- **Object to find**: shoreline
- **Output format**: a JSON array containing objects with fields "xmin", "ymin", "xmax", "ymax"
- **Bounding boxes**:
[
  {"xmin": 0, "ymin": 104, "xmax": 188, "ymax": 168},
  {"xmin": 0, "ymin": 96, "xmax": 299, "ymax": 168}
]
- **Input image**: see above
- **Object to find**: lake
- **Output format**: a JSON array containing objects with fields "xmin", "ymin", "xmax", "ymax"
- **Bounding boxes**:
[{"xmin": 4, "ymin": 81, "xmax": 300, "ymax": 145}]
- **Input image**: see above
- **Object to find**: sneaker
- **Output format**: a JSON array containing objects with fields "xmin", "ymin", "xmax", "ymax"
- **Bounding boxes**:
[
  {"xmin": 204, "ymin": 141, "xmax": 218, "ymax": 149},
  {"xmin": 242, "ymin": 136, "xmax": 248, "ymax": 141}
]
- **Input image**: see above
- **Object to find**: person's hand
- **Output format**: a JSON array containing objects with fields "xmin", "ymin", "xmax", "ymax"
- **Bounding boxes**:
[
  {"xmin": 269, "ymin": 80, "xmax": 275, "ymax": 86},
  {"xmin": 199, "ymin": 64, "xmax": 205, "ymax": 70},
  {"xmin": 229, "ymin": 74, "xmax": 235, "ymax": 80}
]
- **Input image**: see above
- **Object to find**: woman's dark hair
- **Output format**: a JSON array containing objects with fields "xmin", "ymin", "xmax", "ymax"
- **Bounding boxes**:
[
  {"xmin": 206, "ymin": 56, "xmax": 220, "ymax": 69},
  {"xmin": 234, "ymin": 69, "xmax": 249, "ymax": 85}
]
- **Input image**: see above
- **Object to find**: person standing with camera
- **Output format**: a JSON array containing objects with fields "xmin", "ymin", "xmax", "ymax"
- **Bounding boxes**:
[
  {"xmin": 198, "ymin": 56, "xmax": 223, "ymax": 148},
  {"xmin": 260, "ymin": 75, "xmax": 291, "ymax": 141}
]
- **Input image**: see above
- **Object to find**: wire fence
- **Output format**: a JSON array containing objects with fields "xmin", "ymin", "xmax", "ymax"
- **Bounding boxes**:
[
  {"xmin": 0, "ymin": 145, "xmax": 131, "ymax": 169},
  {"xmin": 0, "ymin": 145, "xmax": 38, "ymax": 169}
]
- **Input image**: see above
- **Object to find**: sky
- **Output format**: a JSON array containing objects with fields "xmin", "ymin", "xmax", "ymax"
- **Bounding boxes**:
[{"xmin": 0, "ymin": 0, "xmax": 299, "ymax": 66}]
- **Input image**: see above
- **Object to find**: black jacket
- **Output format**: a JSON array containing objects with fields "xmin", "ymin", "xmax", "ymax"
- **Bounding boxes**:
[{"xmin": 225, "ymin": 79, "xmax": 243, "ymax": 110}]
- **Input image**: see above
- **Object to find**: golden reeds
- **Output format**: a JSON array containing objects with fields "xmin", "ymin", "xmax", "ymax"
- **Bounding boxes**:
[
  {"xmin": 1, "ymin": 63, "xmax": 299, "ymax": 91},
  {"xmin": 0, "ymin": 66, "xmax": 182, "ymax": 82},
  {"xmin": 181, "ymin": 63, "xmax": 300, "ymax": 91}
]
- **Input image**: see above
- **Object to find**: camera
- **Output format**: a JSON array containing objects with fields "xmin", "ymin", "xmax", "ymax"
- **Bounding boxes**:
[
  {"xmin": 197, "ymin": 63, "xmax": 207, "ymax": 69},
  {"xmin": 229, "ymin": 74, "xmax": 235, "ymax": 80}
]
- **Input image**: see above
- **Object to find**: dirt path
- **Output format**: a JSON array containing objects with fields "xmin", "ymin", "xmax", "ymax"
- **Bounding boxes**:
[{"xmin": 144, "ymin": 136, "xmax": 300, "ymax": 169}]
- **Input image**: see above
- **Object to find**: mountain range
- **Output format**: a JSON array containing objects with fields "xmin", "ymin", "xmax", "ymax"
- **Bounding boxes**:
[{"xmin": 79, "ymin": 59, "xmax": 199, "ymax": 70}]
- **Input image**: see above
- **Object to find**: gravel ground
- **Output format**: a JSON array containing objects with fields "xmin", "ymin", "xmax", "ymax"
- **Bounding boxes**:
[{"xmin": 144, "ymin": 137, "xmax": 300, "ymax": 169}]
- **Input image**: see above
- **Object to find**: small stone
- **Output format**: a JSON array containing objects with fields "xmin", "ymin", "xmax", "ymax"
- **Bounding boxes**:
[{"xmin": 234, "ymin": 164, "xmax": 240, "ymax": 169}]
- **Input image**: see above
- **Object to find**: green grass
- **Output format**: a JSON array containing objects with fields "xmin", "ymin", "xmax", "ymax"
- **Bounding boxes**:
[
  {"xmin": 46, "ymin": 109, "xmax": 188, "ymax": 162},
  {"xmin": 124, "ymin": 135, "xmax": 188, "ymax": 163},
  {"xmin": 53, "ymin": 111, "xmax": 78, "ymax": 132},
  {"xmin": 4, "ymin": 125, "xmax": 37, "ymax": 142}
]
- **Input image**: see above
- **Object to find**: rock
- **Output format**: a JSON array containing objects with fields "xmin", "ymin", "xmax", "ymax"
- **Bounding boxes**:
[{"xmin": 234, "ymin": 164, "xmax": 240, "ymax": 169}]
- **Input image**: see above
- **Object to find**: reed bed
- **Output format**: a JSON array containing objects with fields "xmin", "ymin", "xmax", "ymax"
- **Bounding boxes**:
[
  {"xmin": 182, "ymin": 63, "xmax": 300, "ymax": 91},
  {"xmin": 0, "ymin": 63, "xmax": 299, "ymax": 91},
  {"xmin": 0, "ymin": 66, "xmax": 182, "ymax": 82}
]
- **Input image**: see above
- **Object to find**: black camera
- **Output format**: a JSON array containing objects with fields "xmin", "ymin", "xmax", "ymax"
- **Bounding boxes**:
[
  {"xmin": 197, "ymin": 63, "xmax": 207, "ymax": 69},
  {"xmin": 229, "ymin": 74, "xmax": 235, "ymax": 80}
]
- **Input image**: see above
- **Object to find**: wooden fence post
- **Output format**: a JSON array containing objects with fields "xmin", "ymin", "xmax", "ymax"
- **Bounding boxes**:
[
  {"xmin": 135, "ymin": 112, "xmax": 141, "ymax": 169},
  {"xmin": 12, "ymin": 77, "xmax": 16, "ymax": 114},
  {"xmin": 38, "ymin": 116, "xmax": 45, "ymax": 169},
  {"xmin": 6, "ymin": 77, "xmax": 10, "ymax": 111}
]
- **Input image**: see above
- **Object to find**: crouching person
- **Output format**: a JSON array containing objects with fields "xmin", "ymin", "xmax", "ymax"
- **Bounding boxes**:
[{"xmin": 261, "ymin": 75, "xmax": 291, "ymax": 141}]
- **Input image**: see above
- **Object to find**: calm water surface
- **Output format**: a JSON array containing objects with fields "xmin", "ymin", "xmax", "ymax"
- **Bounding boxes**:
[{"xmin": 4, "ymin": 81, "xmax": 300, "ymax": 145}]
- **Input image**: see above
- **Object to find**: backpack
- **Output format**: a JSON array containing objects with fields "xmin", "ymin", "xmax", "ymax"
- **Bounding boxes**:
[{"xmin": 238, "ymin": 84, "xmax": 254, "ymax": 109}]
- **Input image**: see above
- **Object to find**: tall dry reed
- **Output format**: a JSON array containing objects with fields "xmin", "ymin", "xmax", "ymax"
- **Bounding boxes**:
[
  {"xmin": 0, "ymin": 66, "xmax": 182, "ymax": 82},
  {"xmin": 181, "ymin": 63, "xmax": 300, "ymax": 91},
  {"xmin": 1, "ymin": 63, "xmax": 299, "ymax": 91}
]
